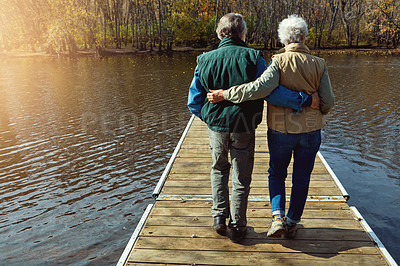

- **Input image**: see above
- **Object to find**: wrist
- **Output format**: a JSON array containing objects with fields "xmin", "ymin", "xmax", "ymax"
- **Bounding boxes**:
[
  {"xmin": 222, "ymin": 90, "xmax": 228, "ymax": 100},
  {"xmin": 302, "ymin": 95, "xmax": 312, "ymax": 107}
]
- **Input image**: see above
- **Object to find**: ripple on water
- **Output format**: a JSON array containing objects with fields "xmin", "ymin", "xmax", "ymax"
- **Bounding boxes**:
[{"xmin": 0, "ymin": 55, "xmax": 194, "ymax": 264}]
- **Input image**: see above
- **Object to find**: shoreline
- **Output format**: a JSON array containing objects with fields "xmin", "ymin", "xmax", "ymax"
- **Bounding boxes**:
[
  {"xmin": 1, "ymin": 46, "xmax": 400, "ymax": 58},
  {"xmin": 309, "ymin": 46, "xmax": 400, "ymax": 55}
]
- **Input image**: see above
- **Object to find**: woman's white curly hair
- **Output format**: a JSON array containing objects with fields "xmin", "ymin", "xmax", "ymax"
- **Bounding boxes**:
[{"xmin": 278, "ymin": 15, "xmax": 308, "ymax": 46}]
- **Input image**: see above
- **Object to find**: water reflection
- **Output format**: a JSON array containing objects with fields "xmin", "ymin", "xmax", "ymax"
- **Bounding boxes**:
[
  {"xmin": 323, "ymin": 54, "xmax": 400, "ymax": 179},
  {"xmin": 0, "ymin": 55, "xmax": 194, "ymax": 264}
]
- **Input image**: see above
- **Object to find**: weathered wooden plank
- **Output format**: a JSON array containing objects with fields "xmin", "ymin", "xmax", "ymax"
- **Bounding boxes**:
[
  {"xmin": 179, "ymin": 146, "xmax": 269, "ymax": 152},
  {"xmin": 140, "ymin": 225, "xmax": 371, "ymax": 241},
  {"xmin": 184, "ymin": 131, "xmax": 268, "ymax": 136},
  {"xmin": 183, "ymin": 131, "xmax": 266, "ymax": 136},
  {"xmin": 187, "ymin": 124, "xmax": 269, "ymax": 130},
  {"xmin": 161, "ymin": 186, "xmax": 340, "ymax": 196},
  {"xmin": 176, "ymin": 150, "xmax": 271, "ymax": 156},
  {"xmin": 127, "ymin": 249, "xmax": 385, "ymax": 265},
  {"xmin": 150, "ymin": 207, "xmax": 353, "ymax": 219},
  {"xmin": 169, "ymin": 165, "xmax": 330, "ymax": 174},
  {"xmin": 186, "ymin": 127, "xmax": 268, "ymax": 132},
  {"xmin": 145, "ymin": 216, "xmax": 364, "ymax": 230},
  {"xmin": 175, "ymin": 155, "xmax": 271, "ymax": 160},
  {"xmin": 182, "ymin": 139, "xmax": 268, "ymax": 146},
  {"xmin": 174, "ymin": 157, "xmax": 272, "ymax": 163},
  {"xmin": 174, "ymin": 155, "xmax": 325, "ymax": 164},
  {"xmin": 170, "ymin": 160, "xmax": 325, "ymax": 167},
  {"xmin": 134, "ymin": 236, "xmax": 379, "ymax": 255},
  {"xmin": 155, "ymin": 200, "xmax": 350, "ymax": 210},
  {"xmin": 170, "ymin": 162, "xmax": 329, "ymax": 170},
  {"xmin": 167, "ymin": 173, "xmax": 336, "ymax": 181},
  {"xmin": 163, "ymin": 180, "xmax": 337, "ymax": 188}
]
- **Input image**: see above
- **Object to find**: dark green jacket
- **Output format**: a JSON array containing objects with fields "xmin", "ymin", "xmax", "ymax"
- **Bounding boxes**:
[{"xmin": 198, "ymin": 37, "xmax": 264, "ymax": 132}]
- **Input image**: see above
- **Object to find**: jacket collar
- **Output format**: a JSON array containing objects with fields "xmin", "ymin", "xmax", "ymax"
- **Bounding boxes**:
[
  {"xmin": 283, "ymin": 42, "xmax": 310, "ymax": 54},
  {"xmin": 218, "ymin": 37, "xmax": 248, "ymax": 48}
]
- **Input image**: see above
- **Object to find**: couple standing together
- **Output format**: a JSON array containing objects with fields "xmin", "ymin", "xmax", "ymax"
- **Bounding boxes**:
[{"xmin": 187, "ymin": 13, "xmax": 334, "ymax": 243}]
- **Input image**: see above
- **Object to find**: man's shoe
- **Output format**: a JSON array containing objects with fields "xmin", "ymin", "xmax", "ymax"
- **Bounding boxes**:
[
  {"xmin": 284, "ymin": 223, "xmax": 298, "ymax": 239},
  {"xmin": 267, "ymin": 217, "xmax": 286, "ymax": 238},
  {"xmin": 212, "ymin": 216, "xmax": 227, "ymax": 235},
  {"xmin": 230, "ymin": 226, "xmax": 247, "ymax": 243}
]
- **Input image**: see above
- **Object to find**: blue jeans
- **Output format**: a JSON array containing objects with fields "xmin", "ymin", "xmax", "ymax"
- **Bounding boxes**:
[{"xmin": 267, "ymin": 128, "xmax": 321, "ymax": 224}]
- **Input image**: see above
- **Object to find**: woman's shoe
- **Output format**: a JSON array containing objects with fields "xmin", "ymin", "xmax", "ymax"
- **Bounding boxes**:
[{"xmin": 267, "ymin": 217, "xmax": 286, "ymax": 238}]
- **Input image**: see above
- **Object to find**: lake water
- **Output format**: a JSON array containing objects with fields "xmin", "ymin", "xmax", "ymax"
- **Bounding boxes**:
[{"xmin": 0, "ymin": 52, "xmax": 399, "ymax": 265}]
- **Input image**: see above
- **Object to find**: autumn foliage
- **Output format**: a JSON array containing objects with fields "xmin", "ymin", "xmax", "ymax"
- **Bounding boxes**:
[{"xmin": 0, "ymin": 0, "xmax": 399, "ymax": 54}]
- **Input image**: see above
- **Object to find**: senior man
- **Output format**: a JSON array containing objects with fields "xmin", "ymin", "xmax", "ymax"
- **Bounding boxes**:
[
  {"xmin": 188, "ymin": 13, "xmax": 320, "ymax": 243},
  {"xmin": 207, "ymin": 15, "xmax": 335, "ymax": 239}
]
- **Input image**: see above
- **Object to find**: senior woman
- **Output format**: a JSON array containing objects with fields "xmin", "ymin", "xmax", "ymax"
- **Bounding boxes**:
[{"xmin": 207, "ymin": 15, "xmax": 335, "ymax": 239}]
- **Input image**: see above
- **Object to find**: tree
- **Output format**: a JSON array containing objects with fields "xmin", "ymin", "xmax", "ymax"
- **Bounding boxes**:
[
  {"xmin": 370, "ymin": 0, "xmax": 400, "ymax": 48},
  {"xmin": 339, "ymin": 0, "xmax": 365, "ymax": 47}
]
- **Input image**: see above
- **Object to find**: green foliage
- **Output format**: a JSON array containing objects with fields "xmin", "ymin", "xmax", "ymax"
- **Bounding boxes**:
[
  {"xmin": 168, "ymin": 0, "xmax": 215, "ymax": 47},
  {"xmin": 308, "ymin": 27, "xmax": 317, "ymax": 46}
]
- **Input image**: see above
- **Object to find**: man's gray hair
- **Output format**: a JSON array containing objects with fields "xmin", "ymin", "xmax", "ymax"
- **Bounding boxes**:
[
  {"xmin": 216, "ymin": 13, "xmax": 247, "ymax": 40},
  {"xmin": 278, "ymin": 15, "xmax": 308, "ymax": 46}
]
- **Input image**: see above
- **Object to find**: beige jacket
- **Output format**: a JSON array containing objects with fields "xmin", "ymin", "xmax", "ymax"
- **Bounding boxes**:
[{"xmin": 223, "ymin": 42, "xmax": 334, "ymax": 133}]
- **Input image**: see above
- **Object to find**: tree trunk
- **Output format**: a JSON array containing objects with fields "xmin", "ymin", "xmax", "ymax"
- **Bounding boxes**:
[
  {"xmin": 317, "ymin": 7, "xmax": 328, "ymax": 48},
  {"xmin": 67, "ymin": 35, "xmax": 77, "ymax": 55},
  {"xmin": 339, "ymin": 0, "xmax": 353, "ymax": 47},
  {"xmin": 356, "ymin": 21, "xmax": 360, "ymax": 47},
  {"xmin": 145, "ymin": 3, "xmax": 152, "ymax": 51},
  {"xmin": 103, "ymin": 12, "xmax": 107, "ymax": 47},
  {"xmin": 151, "ymin": 1, "xmax": 156, "ymax": 49},
  {"xmin": 113, "ymin": 0, "xmax": 121, "ymax": 49},
  {"xmin": 214, "ymin": 0, "xmax": 220, "ymax": 32},
  {"xmin": 327, "ymin": 0, "xmax": 339, "ymax": 43},
  {"xmin": 1, "ymin": 32, "xmax": 9, "ymax": 51},
  {"xmin": 314, "ymin": 19, "xmax": 319, "ymax": 48},
  {"xmin": 158, "ymin": 0, "xmax": 162, "ymax": 52},
  {"xmin": 165, "ymin": 3, "xmax": 171, "ymax": 51},
  {"xmin": 125, "ymin": 3, "xmax": 130, "ymax": 48},
  {"xmin": 61, "ymin": 39, "xmax": 67, "ymax": 52}
]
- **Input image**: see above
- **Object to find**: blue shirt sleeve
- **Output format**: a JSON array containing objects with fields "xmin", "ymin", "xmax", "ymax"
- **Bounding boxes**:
[
  {"xmin": 187, "ymin": 66, "xmax": 206, "ymax": 120},
  {"xmin": 265, "ymin": 85, "xmax": 310, "ymax": 113},
  {"xmin": 256, "ymin": 57, "xmax": 268, "ymax": 78},
  {"xmin": 258, "ymin": 58, "xmax": 311, "ymax": 113}
]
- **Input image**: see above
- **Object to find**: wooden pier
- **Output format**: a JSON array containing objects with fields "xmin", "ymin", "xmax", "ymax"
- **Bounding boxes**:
[{"xmin": 118, "ymin": 114, "xmax": 397, "ymax": 266}]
